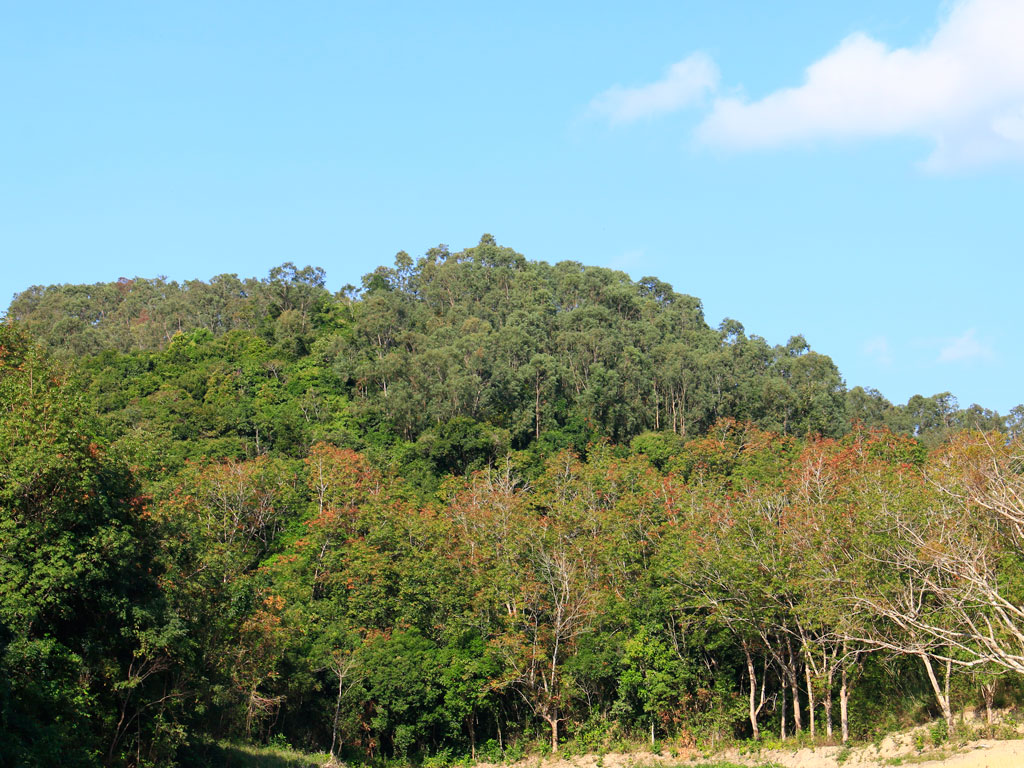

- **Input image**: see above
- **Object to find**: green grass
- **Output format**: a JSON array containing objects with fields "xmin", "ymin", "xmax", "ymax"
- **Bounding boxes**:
[
  {"xmin": 182, "ymin": 739, "xmax": 331, "ymax": 768},
  {"xmin": 884, "ymin": 750, "xmax": 954, "ymax": 766}
]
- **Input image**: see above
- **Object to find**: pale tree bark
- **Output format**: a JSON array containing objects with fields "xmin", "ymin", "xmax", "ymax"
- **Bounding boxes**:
[
  {"xmin": 780, "ymin": 678, "xmax": 787, "ymax": 740},
  {"xmin": 803, "ymin": 635, "xmax": 843, "ymax": 742},
  {"xmin": 784, "ymin": 635, "xmax": 803, "ymax": 733},
  {"xmin": 837, "ymin": 641, "xmax": 862, "ymax": 744},
  {"xmin": 839, "ymin": 662, "xmax": 850, "ymax": 744},
  {"xmin": 543, "ymin": 713, "xmax": 559, "ymax": 753},
  {"xmin": 824, "ymin": 662, "xmax": 835, "ymax": 739},
  {"xmin": 981, "ymin": 680, "xmax": 996, "ymax": 726},
  {"xmin": 804, "ymin": 650, "xmax": 816, "ymax": 738},
  {"xmin": 328, "ymin": 650, "xmax": 365, "ymax": 757},
  {"xmin": 500, "ymin": 542, "xmax": 595, "ymax": 755},
  {"xmin": 743, "ymin": 640, "xmax": 761, "ymax": 740},
  {"xmin": 858, "ymin": 436, "xmax": 1024, "ymax": 677},
  {"xmin": 920, "ymin": 653, "xmax": 955, "ymax": 737}
]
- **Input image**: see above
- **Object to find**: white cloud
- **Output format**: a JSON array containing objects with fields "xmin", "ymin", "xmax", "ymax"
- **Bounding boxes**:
[
  {"xmin": 590, "ymin": 53, "xmax": 718, "ymax": 124},
  {"xmin": 863, "ymin": 335, "xmax": 893, "ymax": 366},
  {"xmin": 937, "ymin": 329, "xmax": 995, "ymax": 362},
  {"xmin": 694, "ymin": 0, "xmax": 1024, "ymax": 169}
]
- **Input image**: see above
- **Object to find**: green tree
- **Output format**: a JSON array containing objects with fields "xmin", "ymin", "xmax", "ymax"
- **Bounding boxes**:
[{"xmin": 0, "ymin": 325, "xmax": 177, "ymax": 767}]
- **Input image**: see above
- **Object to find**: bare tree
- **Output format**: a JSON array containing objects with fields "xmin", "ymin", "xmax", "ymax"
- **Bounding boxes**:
[{"xmin": 852, "ymin": 435, "xmax": 1024, "ymax": 675}]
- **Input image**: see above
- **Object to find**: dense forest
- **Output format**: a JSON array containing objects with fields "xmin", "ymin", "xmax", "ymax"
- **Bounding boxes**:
[{"xmin": 3, "ymin": 236, "xmax": 1024, "ymax": 767}]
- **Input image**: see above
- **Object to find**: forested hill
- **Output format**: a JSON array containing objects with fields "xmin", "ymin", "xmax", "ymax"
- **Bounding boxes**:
[
  {"xmin": 7, "ymin": 236, "xmax": 1015, "ymax": 467},
  {"xmin": 5, "ymin": 236, "xmax": 1024, "ymax": 768}
]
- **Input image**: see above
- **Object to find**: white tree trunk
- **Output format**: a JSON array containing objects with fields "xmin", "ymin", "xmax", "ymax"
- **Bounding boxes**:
[{"xmin": 921, "ymin": 654, "xmax": 955, "ymax": 737}]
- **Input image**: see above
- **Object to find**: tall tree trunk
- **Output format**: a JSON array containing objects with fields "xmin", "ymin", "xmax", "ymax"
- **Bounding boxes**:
[
  {"xmin": 785, "ymin": 636, "xmax": 803, "ymax": 733},
  {"xmin": 330, "ymin": 674, "xmax": 343, "ymax": 756},
  {"xmin": 680, "ymin": 385, "xmax": 687, "ymax": 437},
  {"xmin": 921, "ymin": 654, "xmax": 954, "ymax": 737},
  {"xmin": 804, "ymin": 652, "xmax": 816, "ymax": 738},
  {"xmin": 840, "ymin": 657, "xmax": 850, "ymax": 744},
  {"xmin": 744, "ymin": 641, "xmax": 761, "ymax": 740},
  {"xmin": 780, "ymin": 678, "xmax": 787, "ymax": 740},
  {"xmin": 790, "ymin": 670, "xmax": 802, "ymax": 734},
  {"xmin": 654, "ymin": 383, "xmax": 660, "ymax": 431},
  {"xmin": 945, "ymin": 658, "xmax": 952, "ymax": 730},
  {"xmin": 981, "ymin": 681, "xmax": 996, "ymax": 726},
  {"xmin": 824, "ymin": 665, "xmax": 835, "ymax": 740},
  {"xmin": 535, "ymin": 377, "xmax": 542, "ymax": 439}
]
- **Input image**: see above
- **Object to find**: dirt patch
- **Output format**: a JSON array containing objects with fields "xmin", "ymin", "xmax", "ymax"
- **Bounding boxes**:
[
  {"xmin": 472, "ymin": 734, "xmax": 1024, "ymax": 768},
  {"xmin": 714, "ymin": 738, "xmax": 1024, "ymax": 768}
]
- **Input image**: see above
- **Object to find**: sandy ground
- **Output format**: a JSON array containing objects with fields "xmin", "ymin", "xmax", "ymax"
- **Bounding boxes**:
[
  {"xmin": 906, "ymin": 741, "xmax": 1024, "ymax": 768},
  {"xmin": 711, "ymin": 738, "xmax": 1024, "ymax": 768},
  {"xmin": 475, "ymin": 727, "xmax": 1024, "ymax": 768}
]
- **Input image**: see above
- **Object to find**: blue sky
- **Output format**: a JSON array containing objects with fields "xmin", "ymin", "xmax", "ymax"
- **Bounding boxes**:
[{"xmin": 2, "ymin": 0, "xmax": 1022, "ymax": 413}]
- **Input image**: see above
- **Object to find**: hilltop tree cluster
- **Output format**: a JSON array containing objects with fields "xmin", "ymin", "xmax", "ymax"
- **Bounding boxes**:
[{"xmin": 2, "ymin": 237, "xmax": 1023, "ymax": 767}]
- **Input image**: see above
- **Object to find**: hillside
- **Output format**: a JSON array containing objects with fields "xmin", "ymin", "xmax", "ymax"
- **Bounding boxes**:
[{"xmin": 2, "ymin": 239, "xmax": 1024, "ymax": 768}]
